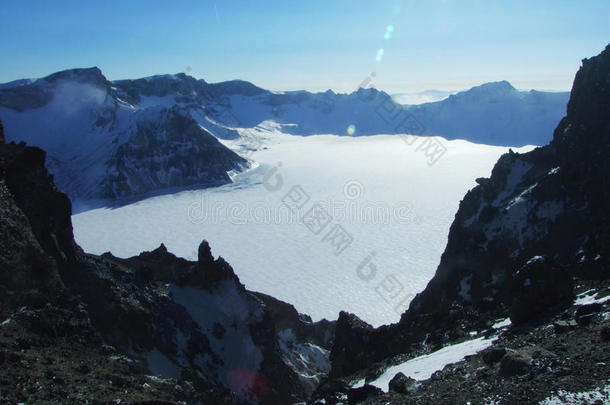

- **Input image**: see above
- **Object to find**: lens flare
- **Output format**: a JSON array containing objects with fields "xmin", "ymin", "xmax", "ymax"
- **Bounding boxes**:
[
  {"xmin": 384, "ymin": 24, "xmax": 394, "ymax": 40},
  {"xmin": 376, "ymin": 48, "xmax": 384, "ymax": 62},
  {"xmin": 347, "ymin": 124, "xmax": 356, "ymax": 136}
]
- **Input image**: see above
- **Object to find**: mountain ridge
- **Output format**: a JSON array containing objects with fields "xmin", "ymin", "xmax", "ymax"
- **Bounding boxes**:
[
  {"xmin": 0, "ymin": 68, "xmax": 569, "ymax": 202},
  {"xmin": 0, "ymin": 68, "xmax": 249, "ymax": 201}
]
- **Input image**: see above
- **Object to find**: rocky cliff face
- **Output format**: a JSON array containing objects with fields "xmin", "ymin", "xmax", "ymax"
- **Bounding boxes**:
[
  {"xmin": 0, "ymin": 124, "xmax": 332, "ymax": 404},
  {"xmin": 408, "ymin": 43, "xmax": 610, "ymax": 321},
  {"xmin": 99, "ymin": 106, "xmax": 246, "ymax": 198},
  {"xmin": 324, "ymin": 44, "xmax": 610, "ymax": 394}
]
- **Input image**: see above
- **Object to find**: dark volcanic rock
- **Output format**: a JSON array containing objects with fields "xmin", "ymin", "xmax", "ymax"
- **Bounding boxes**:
[
  {"xmin": 330, "ymin": 311, "xmax": 375, "ymax": 378},
  {"xmin": 553, "ymin": 320, "xmax": 578, "ymax": 333},
  {"xmin": 481, "ymin": 346, "xmax": 507, "ymax": 365},
  {"xmin": 347, "ymin": 384, "xmax": 384, "ymax": 404},
  {"xmin": 311, "ymin": 378, "xmax": 351, "ymax": 402},
  {"xmin": 388, "ymin": 372, "xmax": 417, "ymax": 394},
  {"xmin": 510, "ymin": 256, "xmax": 574, "ymax": 325},
  {"xmin": 253, "ymin": 291, "xmax": 336, "ymax": 350},
  {"xmin": 198, "ymin": 240, "xmax": 214, "ymax": 264},
  {"xmin": 574, "ymin": 303, "xmax": 602, "ymax": 326},
  {"xmin": 498, "ymin": 351, "xmax": 532, "ymax": 377},
  {"xmin": 0, "ymin": 138, "xmax": 76, "ymax": 317},
  {"xmin": 195, "ymin": 251, "xmax": 241, "ymax": 288},
  {"xmin": 106, "ymin": 240, "xmax": 241, "ymax": 290},
  {"xmin": 1, "ymin": 142, "xmax": 78, "ymax": 268},
  {"xmin": 601, "ymin": 325, "xmax": 610, "ymax": 342}
]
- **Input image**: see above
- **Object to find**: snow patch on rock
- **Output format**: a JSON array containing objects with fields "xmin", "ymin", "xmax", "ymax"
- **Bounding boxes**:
[{"xmin": 362, "ymin": 336, "xmax": 497, "ymax": 391}]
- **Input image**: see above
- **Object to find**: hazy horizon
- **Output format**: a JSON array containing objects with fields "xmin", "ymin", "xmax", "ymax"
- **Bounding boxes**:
[{"xmin": 0, "ymin": 66, "xmax": 573, "ymax": 101}]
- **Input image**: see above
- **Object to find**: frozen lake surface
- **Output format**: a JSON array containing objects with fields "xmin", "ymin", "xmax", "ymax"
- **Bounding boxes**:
[{"xmin": 73, "ymin": 133, "xmax": 534, "ymax": 326}]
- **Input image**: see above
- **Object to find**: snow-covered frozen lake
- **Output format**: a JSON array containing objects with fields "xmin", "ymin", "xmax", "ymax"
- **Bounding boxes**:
[{"xmin": 73, "ymin": 133, "xmax": 535, "ymax": 326}]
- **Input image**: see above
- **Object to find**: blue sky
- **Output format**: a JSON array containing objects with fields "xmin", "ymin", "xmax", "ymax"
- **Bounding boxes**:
[{"xmin": 1, "ymin": 0, "xmax": 608, "ymax": 93}]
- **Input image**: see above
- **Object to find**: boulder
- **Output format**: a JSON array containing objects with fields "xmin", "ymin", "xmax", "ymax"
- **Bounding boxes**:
[
  {"xmin": 600, "ymin": 325, "xmax": 610, "ymax": 342},
  {"xmin": 575, "ymin": 303, "xmax": 602, "ymax": 325},
  {"xmin": 481, "ymin": 346, "xmax": 507, "ymax": 365},
  {"xmin": 553, "ymin": 320, "xmax": 578, "ymax": 333},
  {"xmin": 498, "ymin": 351, "xmax": 532, "ymax": 377},
  {"xmin": 347, "ymin": 384, "xmax": 383, "ymax": 404},
  {"xmin": 388, "ymin": 372, "xmax": 417, "ymax": 394}
]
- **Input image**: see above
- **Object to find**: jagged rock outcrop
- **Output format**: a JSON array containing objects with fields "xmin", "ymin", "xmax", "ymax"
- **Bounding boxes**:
[
  {"xmin": 327, "ymin": 44, "xmax": 610, "ymax": 381},
  {"xmin": 0, "ymin": 142, "xmax": 69, "ymax": 319},
  {"xmin": 113, "ymin": 72, "xmax": 211, "ymax": 105},
  {"xmin": 329, "ymin": 312, "xmax": 375, "ymax": 378},
  {"xmin": 253, "ymin": 291, "xmax": 336, "ymax": 350},
  {"xmin": 0, "ymin": 120, "xmax": 332, "ymax": 404}
]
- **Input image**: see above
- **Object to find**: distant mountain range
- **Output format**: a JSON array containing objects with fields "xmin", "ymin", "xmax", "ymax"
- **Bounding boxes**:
[{"xmin": 0, "ymin": 68, "xmax": 569, "ymax": 201}]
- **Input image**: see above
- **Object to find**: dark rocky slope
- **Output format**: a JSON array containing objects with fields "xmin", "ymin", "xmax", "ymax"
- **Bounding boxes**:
[
  {"xmin": 0, "ymin": 123, "xmax": 333, "ymax": 404},
  {"xmin": 99, "ymin": 105, "xmax": 247, "ymax": 199},
  {"xmin": 314, "ymin": 45, "xmax": 610, "ymax": 403}
]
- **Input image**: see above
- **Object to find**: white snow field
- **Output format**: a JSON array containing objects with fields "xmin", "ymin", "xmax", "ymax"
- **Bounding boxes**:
[
  {"xmin": 73, "ymin": 132, "xmax": 535, "ymax": 326},
  {"xmin": 357, "ymin": 336, "xmax": 497, "ymax": 391}
]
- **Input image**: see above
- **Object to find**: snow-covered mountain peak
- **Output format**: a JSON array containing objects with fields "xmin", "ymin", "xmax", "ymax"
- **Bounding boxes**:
[
  {"xmin": 44, "ymin": 66, "xmax": 109, "ymax": 88},
  {"xmin": 209, "ymin": 79, "xmax": 268, "ymax": 96},
  {"xmin": 456, "ymin": 80, "xmax": 517, "ymax": 99},
  {"xmin": 113, "ymin": 73, "xmax": 208, "ymax": 105},
  {"xmin": 0, "ymin": 68, "xmax": 248, "ymax": 201}
]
